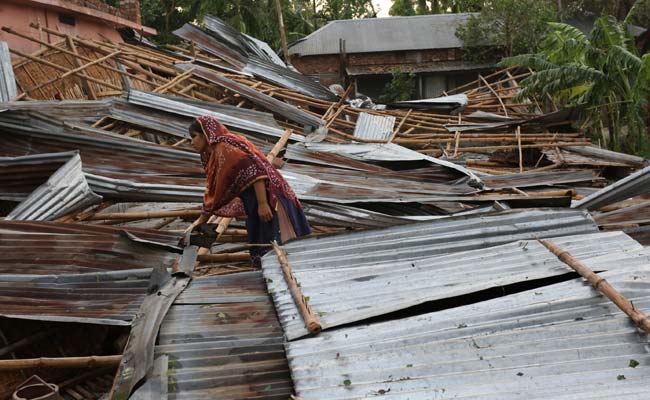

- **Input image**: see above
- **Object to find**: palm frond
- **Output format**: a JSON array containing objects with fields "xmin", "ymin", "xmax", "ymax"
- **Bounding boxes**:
[
  {"xmin": 591, "ymin": 16, "xmax": 627, "ymax": 49},
  {"xmin": 516, "ymin": 65, "xmax": 605, "ymax": 101},
  {"xmin": 546, "ymin": 22, "xmax": 589, "ymax": 45},
  {"xmin": 498, "ymin": 54, "xmax": 557, "ymax": 71},
  {"xmin": 607, "ymin": 45, "xmax": 642, "ymax": 72}
]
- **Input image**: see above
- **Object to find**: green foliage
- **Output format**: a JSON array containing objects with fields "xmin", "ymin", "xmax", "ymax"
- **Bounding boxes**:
[
  {"xmin": 389, "ymin": 0, "xmax": 484, "ymax": 16},
  {"xmin": 141, "ymin": 0, "xmax": 376, "ymax": 48},
  {"xmin": 390, "ymin": 0, "xmax": 416, "ymax": 16},
  {"xmin": 499, "ymin": 9, "xmax": 650, "ymax": 155},
  {"xmin": 455, "ymin": 0, "xmax": 558, "ymax": 62},
  {"xmin": 379, "ymin": 72, "xmax": 417, "ymax": 103}
]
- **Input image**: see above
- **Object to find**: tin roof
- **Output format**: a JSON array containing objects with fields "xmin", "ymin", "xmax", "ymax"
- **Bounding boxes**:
[
  {"xmin": 153, "ymin": 272, "xmax": 293, "ymax": 398},
  {"xmin": 289, "ymin": 13, "xmax": 475, "ymax": 57},
  {"xmin": 286, "ymin": 255, "xmax": 650, "ymax": 399}
]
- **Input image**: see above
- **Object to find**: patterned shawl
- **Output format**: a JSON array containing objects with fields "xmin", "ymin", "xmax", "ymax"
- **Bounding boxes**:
[{"xmin": 197, "ymin": 116, "xmax": 301, "ymax": 217}]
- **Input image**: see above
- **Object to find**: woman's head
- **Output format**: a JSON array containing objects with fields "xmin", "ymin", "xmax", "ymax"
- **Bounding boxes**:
[{"xmin": 189, "ymin": 119, "xmax": 208, "ymax": 153}]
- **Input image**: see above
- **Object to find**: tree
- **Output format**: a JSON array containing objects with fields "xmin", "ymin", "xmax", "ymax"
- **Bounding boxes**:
[
  {"xmin": 499, "ymin": 13, "xmax": 650, "ymax": 154},
  {"xmin": 389, "ymin": 0, "xmax": 484, "ymax": 16},
  {"xmin": 390, "ymin": 0, "xmax": 416, "ymax": 15},
  {"xmin": 379, "ymin": 72, "xmax": 417, "ymax": 103},
  {"xmin": 455, "ymin": 0, "xmax": 558, "ymax": 62}
]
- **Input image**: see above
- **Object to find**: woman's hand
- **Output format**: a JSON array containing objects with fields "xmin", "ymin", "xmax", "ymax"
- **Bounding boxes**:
[
  {"xmin": 258, "ymin": 202, "xmax": 273, "ymax": 222},
  {"xmin": 182, "ymin": 214, "xmax": 210, "ymax": 242}
]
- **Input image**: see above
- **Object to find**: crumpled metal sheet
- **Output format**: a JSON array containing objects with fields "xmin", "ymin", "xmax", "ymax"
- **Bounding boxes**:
[
  {"xmin": 573, "ymin": 164, "xmax": 650, "ymax": 210},
  {"xmin": 4, "ymin": 151, "xmax": 102, "ymax": 221},
  {"xmin": 174, "ymin": 19, "xmax": 337, "ymax": 102},
  {"xmin": 126, "ymin": 89, "xmax": 295, "ymax": 140},
  {"xmin": 175, "ymin": 63, "xmax": 323, "ymax": 130},
  {"xmin": 303, "ymin": 142, "xmax": 483, "ymax": 187},
  {"xmin": 285, "ymin": 256, "xmax": 650, "ymax": 399},
  {"xmin": 264, "ymin": 228, "xmax": 625, "ymax": 340}
]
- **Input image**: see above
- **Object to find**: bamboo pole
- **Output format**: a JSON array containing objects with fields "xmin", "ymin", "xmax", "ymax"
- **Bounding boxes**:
[
  {"xmin": 8, "ymin": 48, "xmax": 123, "ymax": 91},
  {"xmin": 66, "ymin": 35, "xmax": 98, "ymax": 100},
  {"xmin": 274, "ymin": 0, "xmax": 290, "ymax": 62},
  {"xmin": 387, "ymin": 109, "xmax": 412, "ymax": 143},
  {"xmin": 0, "ymin": 355, "xmax": 122, "ymax": 371},
  {"xmin": 197, "ymin": 253, "xmax": 251, "ymax": 262},
  {"xmin": 538, "ymin": 239, "xmax": 650, "ymax": 333},
  {"xmin": 272, "ymin": 241, "xmax": 322, "ymax": 335},
  {"xmin": 516, "ymin": 126, "xmax": 523, "ymax": 173},
  {"xmin": 23, "ymin": 50, "xmax": 122, "ymax": 95},
  {"xmin": 87, "ymin": 209, "xmax": 201, "ymax": 221}
]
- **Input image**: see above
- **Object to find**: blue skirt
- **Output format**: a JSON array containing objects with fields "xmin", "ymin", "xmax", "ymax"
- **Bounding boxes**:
[{"xmin": 239, "ymin": 186, "xmax": 311, "ymax": 267}]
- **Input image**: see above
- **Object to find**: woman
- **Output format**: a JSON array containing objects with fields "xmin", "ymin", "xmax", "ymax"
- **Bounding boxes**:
[{"xmin": 186, "ymin": 116, "xmax": 310, "ymax": 267}]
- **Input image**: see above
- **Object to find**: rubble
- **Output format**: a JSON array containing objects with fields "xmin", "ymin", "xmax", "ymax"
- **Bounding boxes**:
[{"xmin": 0, "ymin": 13, "xmax": 649, "ymax": 400}]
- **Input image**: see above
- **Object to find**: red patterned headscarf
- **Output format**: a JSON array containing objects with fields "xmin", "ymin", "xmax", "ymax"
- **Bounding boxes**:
[{"xmin": 196, "ymin": 116, "xmax": 301, "ymax": 217}]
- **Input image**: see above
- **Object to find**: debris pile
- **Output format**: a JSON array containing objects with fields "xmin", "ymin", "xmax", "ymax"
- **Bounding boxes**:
[{"xmin": 1, "ymin": 14, "xmax": 649, "ymax": 400}]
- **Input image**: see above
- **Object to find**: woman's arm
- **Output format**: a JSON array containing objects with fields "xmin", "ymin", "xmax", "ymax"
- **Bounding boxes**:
[{"xmin": 254, "ymin": 180, "xmax": 273, "ymax": 222}]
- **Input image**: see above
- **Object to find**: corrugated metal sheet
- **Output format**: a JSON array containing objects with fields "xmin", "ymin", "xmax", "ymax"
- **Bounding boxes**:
[
  {"xmin": 5, "ymin": 152, "xmax": 102, "ymax": 221},
  {"xmin": 0, "ymin": 221, "xmax": 180, "ymax": 275},
  {"xmin": 126, "ymin": 90, "xmax": 295, "ymax": 141},
  {"xmin": 389, "ymin": 94, "xmax": 468, "ymax": 112},
  {"xmin": 624, "ymin": 225, "xmax": 650, "ymax": 246},
  {"xmin": 289, "ymin": 14, "xmax": 474, "ymax": 56},
  {"xmin": 0, "ymin": 270, "xmax": 151, "ymax": 326},
  {"xmin": 119, "ymin": 94, "xmax": 282, "ymax": 141},
  {"xmin": 482, "ymin": 169, "xmax": 600, "ymax": 189},
  {"xmin": 0, "ymin": 99, "xmax": 112, "ymax": 122},
  {"xmin": 176, "ymin": 63, "xmax": 324, "ymax": 130},
  {"xmin": 285, "ymin": 261, "xmax": 650, "ymax": 399},
  {"xmin": 153, "ymin": 272, "xmax": 293, "ymax": 399},
  {"xmin": 263, "ymin": 231, "xmax": 640, "ymax": 339},
  {"xmin": 353, "ymin": 112, "xmax": 395, "ymax": 141},
  {"xmin": 174, "ymin": 19, "xmax": 337, "ymax": 102},
  {"xmin": 203, "ymin": 15, "xmax": 285, "ymax": 67},
  {"xmin": 263, "ymin": 209, "xmax": 597, "ymax": 269},
  {"xmin": 303, "ymin": 143, "xmax": 483, "ymax": 186},
  {"xmin": 0, "ymin": 41, "xmax": 17, "ymax": 102},
  {"xmin": 566, "ymin": 145, "xmax": 646, "ymax": 168},
  {"xmin": 593, "ymin": 201, "xmax": 650, "ymax": 227},
  {"xmin": 573, "ymin": 164, "xmax": 650, "ymax": 210}
]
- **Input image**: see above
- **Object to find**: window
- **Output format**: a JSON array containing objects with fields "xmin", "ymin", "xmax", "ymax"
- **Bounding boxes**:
[{"xmin": 58, "ymin": 14, "xmax": 76, "ymax": 26}]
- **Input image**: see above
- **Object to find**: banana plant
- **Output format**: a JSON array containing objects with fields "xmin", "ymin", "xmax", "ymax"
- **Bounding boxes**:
[{"xmin": 500, "ymin": 7, "xmax": 650, "ymax": 154}]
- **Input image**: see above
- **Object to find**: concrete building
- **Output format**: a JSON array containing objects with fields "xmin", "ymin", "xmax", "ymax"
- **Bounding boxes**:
[
  {"xmin": 0, "ymin": 0, "xmax": 155, "ymax": 57},
  {"xmin": 288, "ymin": 13, "xmax": 494, "ymax": 99}
]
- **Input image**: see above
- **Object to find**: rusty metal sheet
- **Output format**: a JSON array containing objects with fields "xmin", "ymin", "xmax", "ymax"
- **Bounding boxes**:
[
  {"xmin": 176, "ymin": 64, "xmax": 324, "ymax": 130},
  {"xmin": 593, "ymin": 201, "xmax": 650, "ymax": 226},
  {"xmin": 152, "ymin": 272, "xmax": 293, "ymax": 399},
  {"xmin": 574, "ymin": 164, "xmax": 650, "ymax": 210},
  {"xmin": 0, "ymin": 221, "xmax": 180, "ymax": 275},
  {"xmin": 482, "ymin": 169, "xmax": 601, "ymax": 189},
  {"xmin": 4, "ymin": 152, "xmax": 102, "ymax": 221}
]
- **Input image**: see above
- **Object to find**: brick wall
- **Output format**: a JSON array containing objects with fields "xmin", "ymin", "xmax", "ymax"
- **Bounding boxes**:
[
  {"xmin": 118, "ymin": 0, "xmax": 141, "ymax": 25},
  {"xmin": 62, "ymin": 0, "xmax": 141, "ymax": 24}
]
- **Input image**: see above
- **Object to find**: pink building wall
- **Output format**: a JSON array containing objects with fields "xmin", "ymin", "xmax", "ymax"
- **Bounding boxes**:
[{"xmin": 0, "ymin": 1, "xmax": 144, "ymax": 58}]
